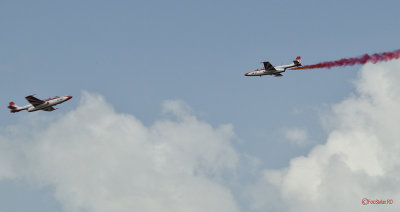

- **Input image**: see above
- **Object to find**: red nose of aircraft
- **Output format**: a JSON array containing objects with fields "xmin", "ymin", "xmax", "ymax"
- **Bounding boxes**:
[
  {"xmin": 244, "ymin": 72, "xmax": 250, "ymax": 76},
  {"xmin": 67, "ymin": 96, "xmax": 72, "ymax": 100}
]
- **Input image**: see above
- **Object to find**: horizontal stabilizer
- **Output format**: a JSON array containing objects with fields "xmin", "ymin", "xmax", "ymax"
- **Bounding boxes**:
[
  {"xmin": 8, "ymin": 101, "xmax": 25, "ymax": 113},
  {"xmin": 293, "ymin": 56, "xmax": 302, "ymax": 66},
  {"xmin": 8, "ymin": 102, "xmax": 17, "ymax": 109}
]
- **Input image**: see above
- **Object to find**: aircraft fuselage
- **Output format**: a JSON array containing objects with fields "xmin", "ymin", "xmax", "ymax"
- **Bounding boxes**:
[
  {"xmin": 245, "ymin": 68, "xmax": 284, "ymax": 76},
  {"xmin": 27, "ymin": 96, "xmax": 72, "ymax": 112},
  {"xmin": 245, "ymin": 64, "xmax": 296, "ymax": 77}
]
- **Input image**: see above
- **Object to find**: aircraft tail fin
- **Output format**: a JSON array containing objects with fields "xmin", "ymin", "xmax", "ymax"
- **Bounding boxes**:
[
  {"xmin": 8, "ymin": 102, "xmax": 24, "ymax": 113},
  {"xmin": 293, "ymin": 56, "xmax": 301, "ymax": 66}
]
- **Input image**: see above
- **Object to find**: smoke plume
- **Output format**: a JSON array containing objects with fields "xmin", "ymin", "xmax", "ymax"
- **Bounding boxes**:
[{"xmin": 291, "ymin": 49, "xmax": 400, "ymax": 70}]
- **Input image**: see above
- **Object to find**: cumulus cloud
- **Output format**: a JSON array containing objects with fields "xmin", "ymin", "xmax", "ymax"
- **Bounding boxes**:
[
  {"xmin": 248, "ymin": 61, "xmax": 400, "ymax": 212},
  {"xmin": 0, "ymin": 93, "xmax": 240, "ymax": 212},
  {"xmin": 282, "ymin": 128, "xmax": 308, "ymax": 146}
]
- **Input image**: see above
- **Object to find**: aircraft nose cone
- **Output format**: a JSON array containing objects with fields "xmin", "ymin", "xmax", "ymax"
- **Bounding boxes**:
[
  {"xmin": 67, "ymin": 96, "xmax": 72, "ymax": 100},
  {"xmin": 244, "ymin": 72, "xmax": 249, "ymax": 76}
]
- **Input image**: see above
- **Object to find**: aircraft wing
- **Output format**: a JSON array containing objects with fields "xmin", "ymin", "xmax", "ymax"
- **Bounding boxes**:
[
  {"xmin": 42, "ymin": 106, "xmax": 56, "ymax": 112},
  {"xmin": 263, "ymin": 62, "xmax": 276, "ymax": 71},
  {"xmin": 25, "ymin": 95, "xmax": 45, "ymax": 107},
  {"xmin": 273, "ymin": 73, "xmax": 283, "ymax": 77}
]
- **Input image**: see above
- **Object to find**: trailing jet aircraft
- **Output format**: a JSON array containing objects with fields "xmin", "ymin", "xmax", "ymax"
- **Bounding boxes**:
[
  {"xmin": 8, "ymin": 95, "xmax": 72, "ymax": 113},
  {"xmin": 245, "ymin": 56, "xmax": 302, "ymax": 77}
]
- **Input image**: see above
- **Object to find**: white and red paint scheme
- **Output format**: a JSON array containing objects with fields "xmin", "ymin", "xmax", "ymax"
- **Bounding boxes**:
[
  {"xmin": 245, "ymin": 56, "xmax": 302, "ymax": 77},
  {"xmin": 8, "ymin": 95, "xmax": 72, "ymax": 113}
]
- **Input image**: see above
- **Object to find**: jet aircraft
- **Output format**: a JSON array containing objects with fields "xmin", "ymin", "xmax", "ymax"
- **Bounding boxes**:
[
  {"xmin": 8, "ymin": 95, "xmax": 72, "ymax": 113},
  {"xmin": 245, "ymin": 56, "xmax": 302, "ymax": 77}
]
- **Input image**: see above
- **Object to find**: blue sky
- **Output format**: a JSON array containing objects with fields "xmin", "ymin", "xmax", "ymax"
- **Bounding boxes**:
[{"xmin": 1, "ymin": 0, "xmax": 400, "ymax": 211}]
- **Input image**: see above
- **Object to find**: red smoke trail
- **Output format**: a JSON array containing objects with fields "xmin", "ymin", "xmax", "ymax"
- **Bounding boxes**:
[{"xmin": 291, "ymin": 49, "xmax": 400, "ymax": 70}]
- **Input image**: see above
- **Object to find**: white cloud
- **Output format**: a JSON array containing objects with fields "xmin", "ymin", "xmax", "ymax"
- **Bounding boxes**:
[
  {"xmin": 282, "ymin": 128, "xmax": 308, "ymax": 146},
  {"xmin": 249, "ymin": 60, "xmax": 400, "ymax": 212},
  {"xmin": 0, "ymin": 92, "xmax": 240, "ymax": 212}
]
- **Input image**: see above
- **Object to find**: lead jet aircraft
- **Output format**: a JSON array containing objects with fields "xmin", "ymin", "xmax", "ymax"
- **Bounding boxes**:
[
  {"xmin": 8, "ymin": 95, "xmax": 72, "ymax": 113},
  {"xmin": 245, "ymin": 56, "xmax": 302, "ymax": 77}
]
